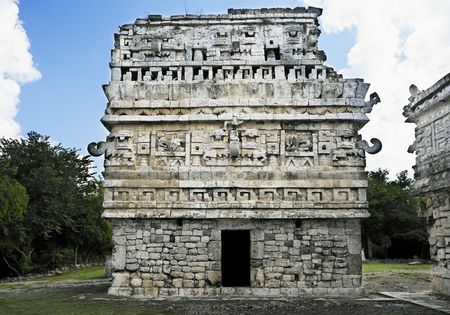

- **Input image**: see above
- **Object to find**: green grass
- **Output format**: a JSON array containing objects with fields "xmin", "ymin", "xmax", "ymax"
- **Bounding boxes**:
[
  {"xmin": 36, "ymin": 265, "xmax": 106, "ymax": 281},
  {"xmin": 363, "ymin": 262, "xmax": 431, "ymax": 273},
  {"xmin": 0, "ymin": 283, "xmax": 171, "ymax": 315},
  {"xmin": 0, "ymin": 266, "xmax": 106, "ymax": 290},
  {"xmin": 0, "ymin": 264, "xmax": 434, "ymax": 315}
]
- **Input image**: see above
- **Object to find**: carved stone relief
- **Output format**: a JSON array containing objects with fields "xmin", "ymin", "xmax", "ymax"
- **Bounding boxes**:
[
  {"xmin": 105, "ymin": 131, "xmax": 135, "ymax": 166},
  {"xmin": 106, "ymin": 187, "xmax": 363, "ymax": 206},
  {"xmin": 332, "ymin": 130, "xmax": 364, "ymax": 166}
]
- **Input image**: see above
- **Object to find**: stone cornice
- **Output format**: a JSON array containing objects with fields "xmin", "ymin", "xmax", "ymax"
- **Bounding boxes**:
[
  {"xmin": 120, "ymin": 7, "xmax": 322, "ymax": 30},
  {"xmin": 405, "ymin": 72, "xmax": 450, "ymax": 122},
  {"xmin": 102, "ymin": 208, "xmax": 369, "ymax": 220},
  {"xmin": 101, "ymin": 113, "xmax": 369, "ymax": 127}
]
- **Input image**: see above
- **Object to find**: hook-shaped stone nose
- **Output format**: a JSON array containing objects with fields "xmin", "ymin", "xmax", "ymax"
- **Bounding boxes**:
[
  {"xmin": 358, "ymin": 138, "xmax": 382, "ymax": 154},
  {"xmin": 87, "ymin": 142, "xmax": 107, "ymax": 156}
]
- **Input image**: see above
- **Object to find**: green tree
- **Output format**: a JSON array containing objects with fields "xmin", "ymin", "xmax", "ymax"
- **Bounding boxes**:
[
  {"xmin": 65, "ymin": 180, "xmax": 111, "ymax": 265},
  {"xmin": 0, "ymin": 132, "xmax": 111, "ymax": 275},
  {"xmin": 0, "ymin": 160, "xmax": 29, "ymax": 275},
  {"xmin": 363, "ymin": 169, "xmax": 427, "ymax": 259},
  {"xmin": 0, "ymin": 160, "xmax": 28, "ymax": 222}
]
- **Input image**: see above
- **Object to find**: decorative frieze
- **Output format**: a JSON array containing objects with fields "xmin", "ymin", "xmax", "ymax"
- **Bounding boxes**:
[
  {"xmin": 104, "ymin": 187, "xmax": 364, "ymax": 206},
  {"xmin": 91, "ymin": 125, "xmax": 370, "ymax": 170}
]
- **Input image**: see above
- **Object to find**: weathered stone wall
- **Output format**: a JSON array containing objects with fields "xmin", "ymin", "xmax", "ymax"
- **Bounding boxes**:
[
  {"xmin": 422, "ymin": 191, "xmax": 450, "ymax": 293},
  {"xmin": 109, "ymin": 219, "xmax": 363, "ymax": 297},
  {"xmin": 404, "ymin": 73, "xmax": 450, "ymax": 295},
  {"xmin": 88, "ymin": 7, "xmax": 382, "ymax": 297}
]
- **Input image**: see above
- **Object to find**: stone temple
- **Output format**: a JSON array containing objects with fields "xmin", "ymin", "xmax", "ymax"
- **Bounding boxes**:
[
  {"xmin": 404, "ymin": 74, "xmax": 450, "ymax": 294},
  {"xmin": 88, "ymin": 7, "xmax": 382, "ymax": 297}
]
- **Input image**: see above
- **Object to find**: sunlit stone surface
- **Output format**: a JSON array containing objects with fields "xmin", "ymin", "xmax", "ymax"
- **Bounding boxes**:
[{"xmin": 89, "ymin": 7, "xmax": 381, "ymax": 297}]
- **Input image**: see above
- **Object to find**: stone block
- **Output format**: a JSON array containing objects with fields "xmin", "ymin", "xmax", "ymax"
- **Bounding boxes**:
[
  {"xmin": 184, "ymin": 272, "xmax": 195, "ymax": 280},
  {"xmin": 251, "ymin": 241, "xmax": 264, "ymax": 259},
  {"xmin": 112, "ymin": 235, "xmax": 126, "ymax": 246},
  {"xmin": 220, "ymin": 287, "xmax": 235, "ymax": 295},
  {"xmin": 144, "ymin": 287, "xmax": 159, "ymax": 296},
  {"xmin": 206, "ymin": 271, "xmax": 221, "ymax": 286},
  {"xmin": 126, "ymin": 263, "xmax": 139, "ymax": 271},
  {"xmin": 130, "ymin": 277, "xmax": 142, "ymax": 287},
  {"xmin": 347, "ymin": 235, "xmax": 361, "ymax": 255},
  {"xmin": 347, "ymin": 254, "xmax": 362, "ymax": 275},
  {"xmin": 266, "ymin": 279, "xmax": 281, "ymax": 287},
  {"xmin": 172, "ymin": 278, "xmax": 183, "ymax": 288},
  {"xmin": 111, "ymin": 271, "xmax": 130, "ymax": 287},
  {"xmin": 182, "ymin": 279, "xmax": 195, "ymax": 288},
  {"xmin": 112, "ymin": 245, "xmax": 126, "ymax": 270},
  {"xmin": 322, "ymin": 273, "xmax": 332, "ymax": 281}
]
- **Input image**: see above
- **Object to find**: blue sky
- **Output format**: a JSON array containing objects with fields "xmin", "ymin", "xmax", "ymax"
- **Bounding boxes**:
[
  {"xmin": 16, "ymin": 0, "xmax": 354, "ymax": 174},
  {"xmin": 8, "ymin": 0, "xmax": 450, "ymax": 177}
]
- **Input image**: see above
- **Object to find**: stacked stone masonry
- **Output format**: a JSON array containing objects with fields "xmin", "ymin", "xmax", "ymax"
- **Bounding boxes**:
[
  {"xmin": 89, "ymin": 7, "xmax": 382, "ymax": 297},
  {"xmin": 109, "ymin": 219, "xmax": 363, "ymax": 297},
  {"xmin": 404, "ymin": 73, "xmax": 450, "ymax": 295}
]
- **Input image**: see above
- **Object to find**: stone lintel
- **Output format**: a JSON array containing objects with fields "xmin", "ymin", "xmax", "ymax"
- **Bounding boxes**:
[
  {"xmin": 102, "ymin": 179, "xmax": 368, "ymax": 188},
  {"xmin": 102, "ymin": 208, "xmax": 369, "ymax": 219},
  {"xmin": 103, "ymin": 202, "xmax": 369, "ymax": 210},
  {"xmin": 108, "ymin": 98, "xmax": 367, "ymax": 108},
  {"xmin": 101, "ymin": 113, "xmax": 369, "ymax": 126},
  {"xmin": 110, "ymin": 60, "xmax": 325, "ymax": 68},
  {"xmin": 102, "ymin": 170, "xmax": 367, "ymax": 181}
]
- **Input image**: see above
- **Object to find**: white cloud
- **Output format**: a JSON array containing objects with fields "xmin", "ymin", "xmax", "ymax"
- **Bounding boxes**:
[
  {"xmin": 0, "ymin": 0, "xmax": 41, "ymax": 139},
  {"xmin": 301, "ymin": 0, "xmax": 450, "ymax": 178}
]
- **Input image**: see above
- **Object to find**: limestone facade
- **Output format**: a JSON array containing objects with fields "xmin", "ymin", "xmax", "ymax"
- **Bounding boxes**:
[
  {"xmin": 404, "ymin": 73, "xmax": 450, "ymax": 294},
  {"xmin": 89, "ymin": 7, "xmax": 382, "ymax": 297},
  {"xmin": 109, "ymin": 219, "xmax": 363, "ymax": 297}
]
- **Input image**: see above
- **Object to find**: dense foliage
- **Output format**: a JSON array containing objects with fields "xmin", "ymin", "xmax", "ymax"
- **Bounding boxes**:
[
  {"xmin": 0, "ymin": 132, "xmax": 111, "ymax": 277},
  {"xmin": 363, "ymin": 169, "xmax": 429, "ymax": 259}
]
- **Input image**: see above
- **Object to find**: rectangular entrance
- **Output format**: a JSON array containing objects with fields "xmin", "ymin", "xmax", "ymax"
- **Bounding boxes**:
[{"xmin": 221, "ymin": 230, "xmax": 250, "ymax": 287}]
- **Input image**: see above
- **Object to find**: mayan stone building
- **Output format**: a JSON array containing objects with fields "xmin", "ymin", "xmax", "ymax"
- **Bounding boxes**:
[
  {"xmin": 404, "ymin": 74, "xmax": 450, "ymax": 294},
  {"xmin": 88, "ymin": 7, "xmax": 382, "ymax": 297}
]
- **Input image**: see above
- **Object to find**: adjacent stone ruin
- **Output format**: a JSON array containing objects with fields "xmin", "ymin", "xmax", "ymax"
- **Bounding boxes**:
[
  {"xmin": 404, "ymin": 73, "xmax": 450, "ymax": 295},
  {"xmin": 89, "ymin": 7, "xmax": 382, "ymax": 297}
]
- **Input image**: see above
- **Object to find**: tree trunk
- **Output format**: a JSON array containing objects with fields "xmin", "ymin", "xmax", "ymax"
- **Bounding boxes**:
[
  {"xmin": 13, "ymin": 247, "xmax": 34, "ymax": 274},
  {"xmin": 367, "ymin": 237, "xmax": 374, "ymax": 259},
  {"xmin": 2, "ymin": 255, "xmax": 21, "ymax": 277},
  {"xmin": 74, "ymin": 245, "xmax": 78, "ymax": 266}
]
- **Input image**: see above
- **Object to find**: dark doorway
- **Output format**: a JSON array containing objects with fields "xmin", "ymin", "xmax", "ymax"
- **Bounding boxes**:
[{"xmin": 221, "ymin": 230, "xmax": 250, "ymax": 287}]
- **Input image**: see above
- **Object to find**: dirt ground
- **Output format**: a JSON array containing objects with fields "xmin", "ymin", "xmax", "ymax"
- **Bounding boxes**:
[
  {"xmin": 0, "ymin": 269, "xmax": 446, "ymax": 315},
  {"xmin": 363, "ymin": 269, "xmax": 432, "ymax": 295}
]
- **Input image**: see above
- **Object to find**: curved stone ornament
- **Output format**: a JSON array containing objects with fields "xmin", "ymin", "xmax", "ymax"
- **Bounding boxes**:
[
  {"xmin": 361, "ymin": 92, "xmax": 381, "ymax": 114},
  {"xmin": 409, "ymin": 84, "xmax": 421, "ymax": 101},
  {"xmin": 407, "ymin": 141, "xmax": 416, "ymax": 154},
  {"xmin": 87, "ymin": 141, "xmax": 108, "ymax": 156},
  {"xmin": 357, "ymin": 138, "xmax": 382, "ymax": 154}
]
